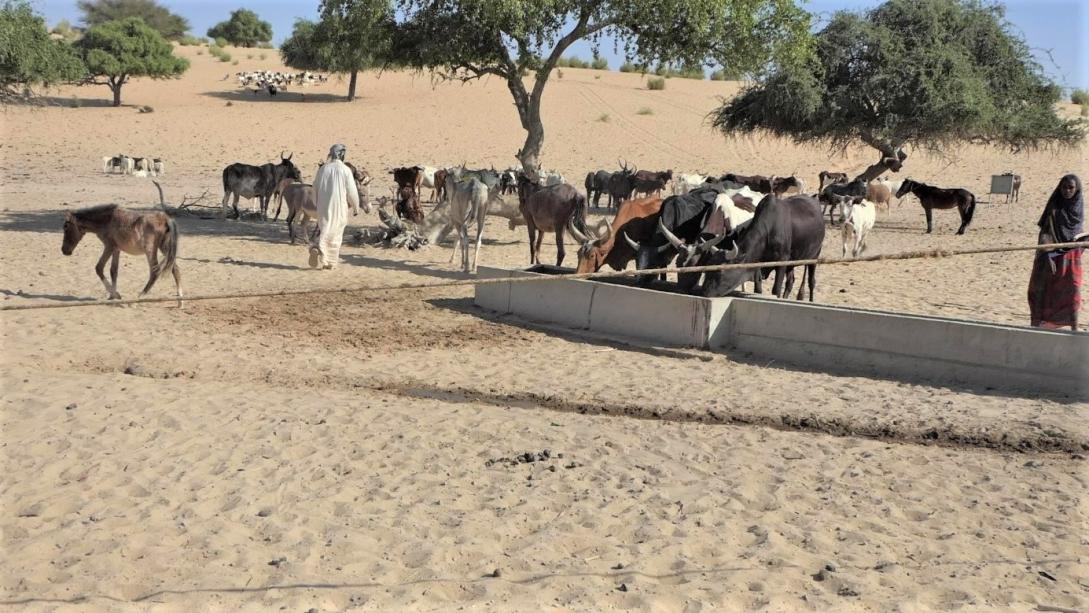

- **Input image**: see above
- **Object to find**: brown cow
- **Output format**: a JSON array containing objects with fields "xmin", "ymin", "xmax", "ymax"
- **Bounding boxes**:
[
  {"xmin": 570, "ymin": 197, "xmax": 664, "ymax": 273},
  {"xmin": 632, "ymin": 170, "xmax": 672, "ymax": 198},
  {"xmin": 520, "ymin": 182, "xmax": 587, "ymax": 266}
]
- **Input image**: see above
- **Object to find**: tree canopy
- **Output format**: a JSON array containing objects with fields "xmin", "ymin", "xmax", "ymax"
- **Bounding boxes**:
[
  {"xmin": 281, "ymin": 0, "xmax": 393, "ymax": 101},
  {"xmin": 389, "ymin": 0, "xmax": 811, "ymax": 177},
  {"xmin": 1, "ymin": 0, "xmax": 85, "ymax": 99},
  {"xmin": 78, "ymin": 0, "xmax": 189, "ymax": 41},
  {"xmin": 207, "ymin": 9, "xmax": 272, "ymax": 48},
  {"xmin": 78, "ymin": 16, "xmax": 188, "ymax": 106},
  {"xmin": 711, "ymin": 0, "xmax": 1087, "ymax": 181}
]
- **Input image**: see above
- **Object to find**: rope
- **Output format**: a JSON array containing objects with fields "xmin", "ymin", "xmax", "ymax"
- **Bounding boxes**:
[{"xmin": 2, "ymin": 241, "xmax": 1085, "ymax": 312}]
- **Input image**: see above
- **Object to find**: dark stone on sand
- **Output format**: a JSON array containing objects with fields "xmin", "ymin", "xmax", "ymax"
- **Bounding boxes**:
[
  {"xmin": 66, "ymin": 403, "xmax": 77, "ymax": 410},
  {"xmin": 617, "ymin": 583, "xmax": 628, "ymax": 592},
  {"xmin": 488, "ymin": 568, "xmax": 501, "ymax": 578}
]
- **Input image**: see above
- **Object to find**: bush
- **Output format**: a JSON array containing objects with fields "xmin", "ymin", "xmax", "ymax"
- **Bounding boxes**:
[
  {"xmin": 1082, "ymin": 105, "xmax": 1088, "ymax": 118},
  {"xmin": 246, "ymin": 53, "xmax": 253, "ymax": 59},
  {"xmin": 259, "ymin": 52, "xmax": 266, "ymax": 60},
  {"xmin": 636, "ymin": 107, "xmax": 653, "ymax": 115},
  {"xmin": 561, "ymin": 55, "xmax": 588, "ymax": 69},
  {"xmin": 178, "ymin": 34, "xmax": 203, "ymax": 46},
  {"xmin": 232, "ymin": 59, "xmax": 239, "ymax": 65},
  {"xmin": 218, "ymin": 52, "xmax": 232, "ymax": 62},
  {"xmin": 596, "ymin": 113, "xmax": 610, "ymax": 122},
  {"xmin": 619, "ymin": 61, "xmax": 638, "ymax": 73},
  {"xmin": 257, "ymin": 41, "xmax": 273, "ymax": 49},
  {"xmin": 647, "ymin": 77, "xmax": 666, "ymax": 90},
  {"xmin": 1072, "ymin": 89, "xmax": 1089, "ymax": 105},
  {"xmin": 653, "ymin": 64, "xmax": 668, "ymax": 76},
  {"xmin": 709, "ymin": 69, "xmax": 727, "ymax": 81},
  {"xmin": 591, "ymin": 56, "xmax": 608, "ymax": 70},
  {"xmin": 196, "ymin": 48, "xmax": 203, "ymax": 55},
  {"xmin": 214, "ymin": 36, "xmax": 227, "ymax": 48}
]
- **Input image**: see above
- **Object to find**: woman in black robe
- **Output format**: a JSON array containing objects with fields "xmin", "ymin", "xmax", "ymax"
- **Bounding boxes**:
[{"xmin": 1028, "ymin": 174, "xmax": 1084, "ymax": 330}]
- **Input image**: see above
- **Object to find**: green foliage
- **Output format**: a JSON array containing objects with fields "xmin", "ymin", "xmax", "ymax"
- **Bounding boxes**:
[
  {"xmin": 256, "ymin": 41, "xmax": 273, "ymax": 49},
  {"xmin": 281, "ymin": 1, "xmax": 393, "ymax": 101},
  {"xmin": 50, "ymin": 19, "xmax": 80, "ymax": 42},
  {"xmin": 207, "ymin": 9, "xmax": 272, "ymax": 48},
  {"xmin": 1072, "ymin": 89, "xmax": 1089, "ymax": 105},
  {"xmin": 218, "ymin": 51, "xmax": 231, "ymax": 62},
  {"xmin": 78, "ymin": 16, "xmax": 189, "ymax": 105},
  {"xmin": 213, "ymin": 36, "xmax": 227, "ymax": 48},
  {"xmin": 712, "ymin": 0, "xmax": 1086, "ymax": 160},
  {"xmin": 1, "ymin": 1, "xmax": 86, "ymax": 98},
  {"xmin": 77, "ymin": 0, "xmax": 189, "ymax": 41},
  {"xmin": 591, "ymin": 56, "xmax": 608, "ymax": 70},
  {"xmin": 647, "ymin": 76, "xmax": 665, "ymax": 90},
  {"xmin": 619, "ymin": 61, "xmax": 638, "ymax": 73},
  {"xmin": 636, "ymin": 106, "xmax": 653, "ymax": 115},
  {"xmin": 562, "ymin": 55, "xmax": 589, "ymax": 69},
  {"xmin": 208, "ymin": 44, "xmax": 225, "ymax": 58},
  {"xmin": 709, "ymin": 68, "xmax": 741, "ymax": 81},
  {"xmin": 177, "ymin": 34, "xmax": 203, "ymax": 46}
]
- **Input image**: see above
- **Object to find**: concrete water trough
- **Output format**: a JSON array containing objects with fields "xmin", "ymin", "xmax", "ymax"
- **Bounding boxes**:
[{"xmin": 474, "ymin": 265, "xmax": 1089, "ymax": 399}]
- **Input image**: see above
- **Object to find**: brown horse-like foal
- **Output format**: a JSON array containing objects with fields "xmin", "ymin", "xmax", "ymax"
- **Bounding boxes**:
[{"xmin": 61, "ymin": 204, "xmax": 183, "ymax": 305}]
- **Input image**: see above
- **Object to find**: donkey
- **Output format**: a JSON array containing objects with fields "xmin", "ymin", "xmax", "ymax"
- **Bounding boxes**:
[
  {"xmin": 896, "ymin": 179, "xmax": 976, "ymax": 234},
  {"xmin": 61, "ymin": 204, "xmax": 183, "ymax": 305}
]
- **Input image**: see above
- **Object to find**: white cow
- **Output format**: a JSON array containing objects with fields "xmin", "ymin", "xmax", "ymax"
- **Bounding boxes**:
[
  {"xmin": 418, "ymin": 165, "xmax": 440, "ymax": 201},
  {"xmin": 673, "ymin": 173, "xmax": 709, "ymax": 195},
  {"xmin": 541, "ymin": 170, "xmax": 565, "ymax": 186},
  {"xmin": 841, "ymin": 199, "xmax": 876, "ymax": 257},
  {"xmin": 713, "ymin": 186, "xmax": 765, "ymax": 233}
]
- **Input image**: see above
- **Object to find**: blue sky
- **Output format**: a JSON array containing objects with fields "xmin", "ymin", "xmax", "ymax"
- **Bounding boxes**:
[{"xmin": 33, "ymin": 0, "xmax": 1088, "ymax": 90}]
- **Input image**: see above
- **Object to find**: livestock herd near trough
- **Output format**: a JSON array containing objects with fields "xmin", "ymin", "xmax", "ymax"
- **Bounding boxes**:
[{"xmin": 80, "ymin": 151, "xmax": 1021, "ymax": 307}]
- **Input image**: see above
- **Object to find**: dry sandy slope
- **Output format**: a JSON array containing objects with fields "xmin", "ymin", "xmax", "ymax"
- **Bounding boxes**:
[{"xmin": 1, "ymin": 45, "xmax": 1087, "ymax": 611}]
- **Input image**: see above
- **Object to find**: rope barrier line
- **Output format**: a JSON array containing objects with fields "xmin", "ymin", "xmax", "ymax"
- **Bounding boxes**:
[{"xmin": 2, "ymin": 241, "xmax": 1086, "ymax": 313}]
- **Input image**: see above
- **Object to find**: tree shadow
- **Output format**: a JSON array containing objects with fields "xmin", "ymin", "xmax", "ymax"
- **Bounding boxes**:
[
  {"xmin": 200, "ymin": 90, "xmax": 349, "ymax": 104},
  {"xmin": 10, "ymin": 95, "xmax": 121, "ymax": 109},
  {"xmin": 339, "ymin": 253, "xmax": 469, "ymax": 281},
  {"xmin": 181, "ymin": 256, "xmax": 307, "ymax": 271}
]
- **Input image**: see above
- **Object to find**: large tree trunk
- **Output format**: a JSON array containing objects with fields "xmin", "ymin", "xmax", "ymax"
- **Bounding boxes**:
[
  {"xmin": 347, "ymin": 70, "xmax": 358, "ymax": 102},
  {"xmin": 111, "ymin": 84, "xmax": 121, "ymax": 106},
  {"xmin": 854, "ymin": 134, "xmax": 907, "ymax": 183},
  {"xmin": 507, "ymin": 75, "xmax": 543, "ymax": 182}
]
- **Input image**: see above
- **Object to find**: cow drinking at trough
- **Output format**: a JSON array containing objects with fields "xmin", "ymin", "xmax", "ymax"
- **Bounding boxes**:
[
  {"xmin": 569, "ymin": 196, "xmax": 664, "ymax": 274},
  {"xmin": 896, "ymin": 179, "xmax": 976, "ymax": 234},
  {"xmin": 519, "ymin": 182, "xmax": 588, "ymax": 266},
  {"xmin": 700, "ymin": 194, "xmax": 825, "ymax": 300},
  {"xmin": 221, "ymin": 152, "xmax": 302, "ymax": 220}
]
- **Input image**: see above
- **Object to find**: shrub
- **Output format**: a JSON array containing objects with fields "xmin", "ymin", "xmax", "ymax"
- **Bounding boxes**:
[
  {"xmin": 232, "ymin": 59, "xmax": 239, "ymax": 65},
  {"xmin": 591, "ymin": 56, "xmax": 608, "ymax": 70},
  {"xmin": 259, "ymin": 52, "xmax": 266, "ymax": 60},
  {"xmin": 225, "ymin": 101, "xmax": 233, "ymax": 106},
  {"xmin": 619, "ymin": 61, "xmax": 637, "ymax": 73},
  {"xmin": 246, "ymin": 53, "xmax": 253, "ymax": 59},
  {"xmin": 709, "ymin": 69, "xmax": 727, "ymax": 81},
  {"xmin": 214, "ymin": 36, "xmax": 227, "ymax": 48},
  {"xmin": 208, "ymin": 44, "xmax": 223, "ymax": 56},
  {"xmin": 196, "ymin": 48, "xmax": 203, "ymax": 55},
  {"xmin": 596, "ymin": 113, "xmax": 610, "ymax": 122},
  {"xmin": 257, "ymin": 41, "xmax": 273, "ymax": 49},
  {"xmin": 1082, "ymin": 105, "xmax": 1088, "ymax": 118},
  {"xmin": 653, "ymin": 64, "xmax": 668, "ymax": 76},
  {"xmin": 563, "ymin": 55, "xmax": 589, "ymax": 69},
  {"xmin": 1072, "ymin": 89, "xmax": 1089, "ymax": 105},
  {"xmin": 178, "ymin": 34, "xmax": 203, "ymax": 46},
  {"xmin": 554, "ymin": 57, "xmax": 568, "ymax": 67},
  {"xmin": 636, "ymin": 107, "xmax": 653, "ymax": 115},
  {"xmin": 647, "ymin": 77, "xmax": 665, "ymax": 90},
  {"xmin": 218, "ymin": 52, "xmax": 232, "ymax": 62}
]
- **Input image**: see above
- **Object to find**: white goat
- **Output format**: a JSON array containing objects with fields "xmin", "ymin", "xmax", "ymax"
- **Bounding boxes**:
[
  {"xmin": 841, "ymin": 199, "xmax": 876, "ymax": 257},
  {"xmin": 673, "ymin": 173, "xmax": 708, "ymax": 195}
]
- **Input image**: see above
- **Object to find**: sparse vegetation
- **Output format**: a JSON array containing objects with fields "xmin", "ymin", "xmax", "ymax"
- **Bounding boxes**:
[
  {"xmin": 1072, "ymin": 89, "xmax": 1089, "ymax": 105},
  {"xmin": 207, "ymin": 8, "xmax": 272, "ymax": 48},
  {"xmin": 232, "ymin": 59, "xmax": 238, "ymax": 65},
  {"xmin": 1, "ymin": 1, "xmax": 86, "ymax": 99},
  {"xmin": 590, "ymin": 56, "xmax": 607, "ymax": 70},
  {"xmin": 618, "ymin": 61, "xmax": 638, "ymax": 73},
  {"xmin": 1082, "ymin": 105, "xmax": 1088, "ymax": 118},
  {"xmin": 50, "ymin": 19, "xmax": 80, "ymax": 42},
  {"xmin": 555, "ymin": 55, "xmax": 589, "ymax": 69},
  {"xmin": 259, "ymin": 52, "xmax": 266, "ymax": 60},
  {"xmin": 77, "ymin": 16, "xmax": 189, "ymax": 106},
  {"xmin": 218, "ymin": 51, "xmax": 232, "ymax": 62},
  {"xmin": 647, "ymin": 76, "xmax": 665, "ymax": 90},
  {"xmin": 636, "ymin": 107, "xmax": 653, "ymax": 115},
  {"xmin": 596, "ymin": 113, "xmax": 609, "ymax": 122},
  {"xmin": 213, "ymin": 36, "xmax": 227, "ymax": 48}
]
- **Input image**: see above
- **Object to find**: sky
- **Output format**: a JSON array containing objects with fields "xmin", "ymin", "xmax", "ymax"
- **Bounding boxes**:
[{"xmin": 32, "ymin": 0, "xmax": 1089, "ymax": 91}]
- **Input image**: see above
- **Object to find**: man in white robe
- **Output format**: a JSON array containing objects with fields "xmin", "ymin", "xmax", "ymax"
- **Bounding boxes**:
[{"xmin": 310, "ymin": 144, "xmax": 360, "ymax": 269}]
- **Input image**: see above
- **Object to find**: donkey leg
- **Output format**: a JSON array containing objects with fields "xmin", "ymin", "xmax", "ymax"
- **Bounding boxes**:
[
  {"xmin": 109, "ymin": 250, "xmax": 122, "ymax": 299},
  {"xmin": 140, "ymin": 250, "xmax": 160, "ymax": 296},
  {"xmin": 95, "ymin": 246, "xmax": 114, "ymax": 299},
  {"xmin": 924, "ymin": 207, "xmax": 933, "ymax": 234}
]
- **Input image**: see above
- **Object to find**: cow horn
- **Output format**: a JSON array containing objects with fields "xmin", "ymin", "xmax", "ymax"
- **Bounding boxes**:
[
  {"xmin": 567, "ymin": 219, "xmax": 590, "ymax": 243},
  {"xmin": 723, "ymin": 243, "xmax": 740, "ymax": 260},
  {"xmin": 657, "ymin": 218, "xmax": 687, "ymax": 251},
  {"xmin": 280, "ymin": 150, "xmax": 286, "ymax": 160},
  {"xmin": 601, "ymin": 217, "xmax": 613, "ymax": 240},
  {"xmin": 622, "ymin": 231, "xmax": 640, "ymax": 250},
  {"xmin": 701, "ymin": 232, "xmax": 728, "ymax": 251}
]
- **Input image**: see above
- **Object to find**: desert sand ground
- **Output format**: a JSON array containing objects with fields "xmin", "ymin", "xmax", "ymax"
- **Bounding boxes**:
[{"xmin": 1, "ymin": 45, "xmax": 1087, "ymax": 611}]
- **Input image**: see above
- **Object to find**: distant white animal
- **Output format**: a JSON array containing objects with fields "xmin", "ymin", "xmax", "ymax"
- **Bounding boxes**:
[
  {"xmin": 102, "ymin": 155, "xmax": 133, "ymax": 174},
  {"xmin": 541, "ymin": 170, "xmax": 565, "ymax": 186},
  {"xmin": 877, "ymin": 176, "xmax": 904, "ymax": 205},
  {"xmin": 152, "ymin": 158, "xmax": 165, "ymax": 176},
  {"xmin": 674, "ymin": 173, "xmax": 709, "ymax": 195},
  {"xmin": 445, "ymin": 177, "xmax": 502, "ymax": 273},
  {"xmin": 841, "ymin": 199, "xmax": 876, "ymax": 257}
]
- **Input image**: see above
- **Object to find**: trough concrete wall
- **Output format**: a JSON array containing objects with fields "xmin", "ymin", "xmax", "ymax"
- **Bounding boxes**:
[{"xmin": 474, "ymin": 266, "xmax": 1089, "ymax": 398}]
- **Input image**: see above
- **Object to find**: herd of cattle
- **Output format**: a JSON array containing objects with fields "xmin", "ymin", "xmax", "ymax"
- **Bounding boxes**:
[{"xmin": 209, "ymin": 152, "xmax": 1019, "ymax": 301}]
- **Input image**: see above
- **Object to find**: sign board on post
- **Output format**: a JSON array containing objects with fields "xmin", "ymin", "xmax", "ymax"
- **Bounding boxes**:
[{"xmin": 990, "ymin": 174, "xmax": 1016, "ymax": 196}]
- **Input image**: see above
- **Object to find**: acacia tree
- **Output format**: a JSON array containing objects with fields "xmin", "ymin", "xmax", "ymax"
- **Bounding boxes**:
[
  {"xmin": 207, "ymin": 9, "xmax": 272, "ymax": 48},
  {"xmin": 711, "ymin": 0, "xmax": 1086, "ymax": 182},
  {"xmin": 78, "ymin": 17, "xmax": 188, "ymax": 106},
  {"xmin": 282, "ymin": 0, "xmax": 392, "ymax": 102},
  {"xmin": 390, "ymin": 0, "xmax": 810, "ymax": 179},
  {"xmin": 1, "ymin": 0, "xmax": 85, "ymax": 100},
  {"xmin": 78, "ymin": 0, "xmax": 189, "ymax": 41}
]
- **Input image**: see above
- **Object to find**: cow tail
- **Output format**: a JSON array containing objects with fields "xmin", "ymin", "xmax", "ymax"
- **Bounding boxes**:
[
  {"xmin": 964, "ymin": 192, "xmax": 977, "ymax": 228},
  {"xmin": 160, "ymin": 218, "xmax": 179, "ymax": 280}
]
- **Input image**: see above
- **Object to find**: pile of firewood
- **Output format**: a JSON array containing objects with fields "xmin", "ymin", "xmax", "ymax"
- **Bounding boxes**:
[{"xmin": 351, "ymin": 206, "xmax": 428, "ymax": 250}]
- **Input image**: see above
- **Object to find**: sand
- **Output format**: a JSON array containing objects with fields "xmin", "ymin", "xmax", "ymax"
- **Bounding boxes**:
[{"xmin": 1, "ymin": 44, "xmax": 1087, "ymax": 611}]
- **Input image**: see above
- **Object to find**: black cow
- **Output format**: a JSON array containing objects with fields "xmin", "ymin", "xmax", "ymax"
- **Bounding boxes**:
[
  {"xmin": 701, "ymin": 194, "xmax": 825, "ymax": 300},
  {"xmin": 221, "ymin": 152, "xmax": 302, "ymax": 220},
  {"xmin": 584, "ymin": 170, "xmax": 613, "ymax": 207},
  {"xmin": 606, "ymin": 163, "xmax": 638, "ymax": 210},
  {"xmin": 628, "ymin": 185, "xmax": 728, "ymax": 288}
]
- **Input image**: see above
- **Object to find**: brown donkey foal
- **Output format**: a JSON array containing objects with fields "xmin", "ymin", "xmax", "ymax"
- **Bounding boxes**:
[{"xmin": 61, "ymin": 204, "xmax": 183, "ymax": 305}]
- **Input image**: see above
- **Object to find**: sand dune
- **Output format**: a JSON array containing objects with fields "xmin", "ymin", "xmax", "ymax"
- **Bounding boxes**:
[{"xmin": 1, "ymin": 44, "xmax": 1086, "ymax": 611}]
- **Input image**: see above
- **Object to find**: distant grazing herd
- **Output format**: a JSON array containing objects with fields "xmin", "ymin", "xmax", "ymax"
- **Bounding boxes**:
[{"xmin": 82, "ymin": 152, "xmax": 1024, "ymax": 305}]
